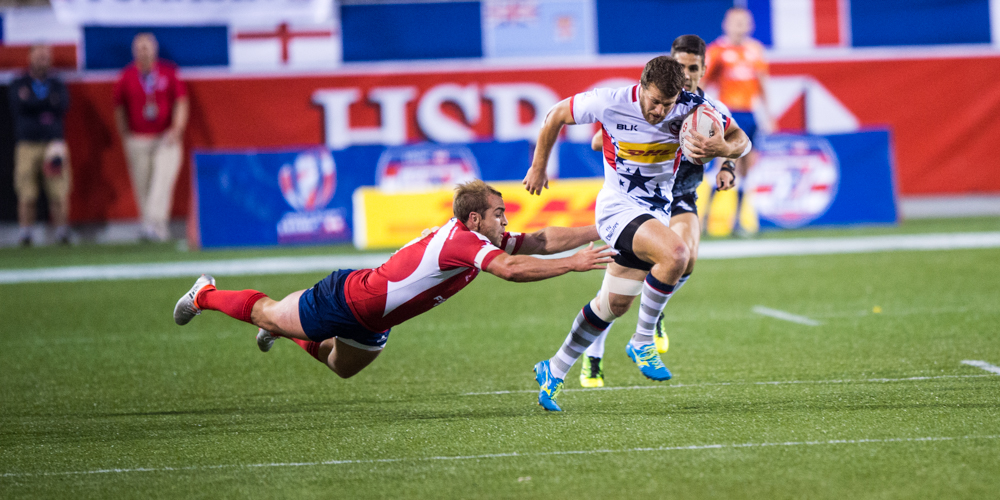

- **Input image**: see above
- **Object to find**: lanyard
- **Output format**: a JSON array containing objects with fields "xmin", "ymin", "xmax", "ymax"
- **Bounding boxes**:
[
  {"xmin": 141, "ymin": 70, "xmax": 159, "ymax": 97},
  {"xmin": 140, "ymin": 68, "xmax": 161, "ymax": 121}
]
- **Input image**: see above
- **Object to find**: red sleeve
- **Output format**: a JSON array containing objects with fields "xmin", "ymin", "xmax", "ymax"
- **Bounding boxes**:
[
  {"xmin": 439, "ymin": 229, "xmax": 504, "ymax": 270},
  {"xmin": 478, "ymin": 248, "xmax": 504, "ymax": 270},
  {"xmin": 499, "ymin": 232, "xmax": 525, "ymax": 255}
]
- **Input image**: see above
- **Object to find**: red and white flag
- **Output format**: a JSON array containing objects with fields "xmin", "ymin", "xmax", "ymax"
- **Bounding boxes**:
[{"xmin": 229, "ymin": 20, "xmax": 341, "ymax": 71}]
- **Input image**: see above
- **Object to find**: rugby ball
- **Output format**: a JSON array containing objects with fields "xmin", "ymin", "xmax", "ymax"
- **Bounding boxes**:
[{"xmin": 679, "ymin": 104, "xmax": 724, "ymax": 165}]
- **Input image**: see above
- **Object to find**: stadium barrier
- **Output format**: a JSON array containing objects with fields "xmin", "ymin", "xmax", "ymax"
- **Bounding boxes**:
[{"xmin": 190, "ymin": 129, "xmax": 894, "ymax": 249}]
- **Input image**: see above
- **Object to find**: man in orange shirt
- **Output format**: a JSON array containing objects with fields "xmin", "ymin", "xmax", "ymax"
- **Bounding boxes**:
[{"xmin": 702, "ymin": 7, "xmax": 773, "ymax": 236}]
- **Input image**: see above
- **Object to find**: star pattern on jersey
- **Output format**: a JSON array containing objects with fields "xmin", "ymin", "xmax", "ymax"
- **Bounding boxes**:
[
  {"xmin": 619, "ymin": 167, "xmax": 655, "ymax": 194},
  {"xmin": 637, "ymin": 186, "xmax": 670, "ymax": 212}
]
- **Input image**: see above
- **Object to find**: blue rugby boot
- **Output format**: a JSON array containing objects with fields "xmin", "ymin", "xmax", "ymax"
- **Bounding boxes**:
[
  {"xmin": 626, "ymin": 342, "xmax": 672, "ymax": 381},
  {"xmin": 534, "ymin": 360, "xmax": 564, "ymax": 412}
]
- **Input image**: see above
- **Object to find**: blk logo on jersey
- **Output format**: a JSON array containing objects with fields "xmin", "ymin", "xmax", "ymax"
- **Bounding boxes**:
[{"xmin": 616, "ymin": 123, "xmax": 638, "ymax": 131}]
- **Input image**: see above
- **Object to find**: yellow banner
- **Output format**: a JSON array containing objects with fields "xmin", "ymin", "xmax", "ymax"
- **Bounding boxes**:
[{"xmin": 352, "ymin": 179, "xmax": 603, "ymax": 249}]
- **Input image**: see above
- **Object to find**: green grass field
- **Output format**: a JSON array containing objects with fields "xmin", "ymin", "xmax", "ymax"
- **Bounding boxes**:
[{"xmin": 2, "ymin": 219, "xmax": 999, "ymax": 499}]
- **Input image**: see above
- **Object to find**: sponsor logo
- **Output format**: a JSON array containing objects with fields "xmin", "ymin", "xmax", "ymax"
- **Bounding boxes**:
[
  {"xmin": 376, "ymin": 144, "xmax": 480, "ymax": 192},
  {"xmin": 616, "ymin": 123, "xmax": 638, "ymax": 131},
  {"xmin": 276, "ymin": 149, "xmax": 348, "ymax": 244},
  {"xmin": 353, "ymin": 179, "xmax": 600, "ymax": 249},
  {"xmin": 604, "ymin": 221, "xmax": 619, "ymax": 241},
  {"xmin": 615, "ymin": 140, "xmax": 679, "ymax": 164},
  {"xmin": 747, "ymin": 135, "xmax": 839, "ymax": 228},
  {"xmin": 278, "ymin": 149, "xmax": 335, "ymax": 211},
  {"xmin": 667, "ymin": 119, "xmax": 682, "ymax": 135}
]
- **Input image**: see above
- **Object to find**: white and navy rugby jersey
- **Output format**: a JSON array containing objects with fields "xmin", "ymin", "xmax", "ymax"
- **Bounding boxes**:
[{"xmin": 571, "ymin": 85, "xmax": 731, "ymax": 212}]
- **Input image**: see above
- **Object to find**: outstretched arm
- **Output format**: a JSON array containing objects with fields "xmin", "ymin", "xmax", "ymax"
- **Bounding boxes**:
[
  {"xmin": 524, "ymin": 98, "xmax": 576, "ymax": 195},
  {"xmin": 485, "ymin": 243, "xmax": 614, "ymax": 282},
  {"xmin": 518, "ymin": 225, "xmax": 600, "ymax": 255}
]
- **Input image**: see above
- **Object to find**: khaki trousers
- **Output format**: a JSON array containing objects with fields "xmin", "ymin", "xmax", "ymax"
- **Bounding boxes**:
[
  {"xmin": 14, "ymin": 141, "xmax": 71, "ymax": 204},
  {"xmin": 124, "ymin": 134, "xmax": 182, "ymax": 239}
]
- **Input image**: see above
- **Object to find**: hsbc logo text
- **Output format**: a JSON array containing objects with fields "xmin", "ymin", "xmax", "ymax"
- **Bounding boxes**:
[{"xmin": 312, "ymin": 83, "xmax": 600, "ymax": 150}]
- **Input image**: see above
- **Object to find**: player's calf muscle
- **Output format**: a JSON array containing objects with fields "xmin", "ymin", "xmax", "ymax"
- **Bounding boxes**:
[{"xmin": 250, "ymin": 298, "xmax": 280, "ymax": 331}]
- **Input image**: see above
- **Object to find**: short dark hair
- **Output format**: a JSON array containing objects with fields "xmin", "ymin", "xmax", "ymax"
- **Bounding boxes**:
[
  {"xmin": 453, "ymin": 180, "xmax": 502, "ymax": 223},
  {"xmin": 640, "ymin": 56, "xmax": 685, "ymax": 98},
  {"xmin": 671, "ymin": 35, "xmax": 706, "ymax": 66}
]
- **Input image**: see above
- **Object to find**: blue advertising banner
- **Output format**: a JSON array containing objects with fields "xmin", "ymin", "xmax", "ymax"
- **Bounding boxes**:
[
  {"xmin": 747, "ymin": 130, "xmax": 897, "ymax": 229},
  {"xmin": 193, "ymin": 146, "xmax": 381, "ymax": 248},
  {"xmin": 192, "ymin": 142, "xmax": 531, "ymax": 249},
  {"xmin": 558, "ymin": 130, "xmax": 897, "ymax": 230},
  {"xmin": 191, "ymin": 131, "xmax": 895, "ymax": 249}
]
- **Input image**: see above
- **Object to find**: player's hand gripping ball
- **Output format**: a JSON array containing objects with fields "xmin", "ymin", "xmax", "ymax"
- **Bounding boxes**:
[{"xmin": 679, "ymin": 104, "xmax": 724, "ymax": 166}]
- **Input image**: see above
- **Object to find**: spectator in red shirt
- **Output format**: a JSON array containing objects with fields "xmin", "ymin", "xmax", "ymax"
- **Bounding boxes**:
[{"xmin": 113, "ymin": 33, "xmax": 189, "ymax": 242}]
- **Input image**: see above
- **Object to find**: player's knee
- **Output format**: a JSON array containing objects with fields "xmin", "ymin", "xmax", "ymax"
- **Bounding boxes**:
[
  {"xmin": 664, "ymin": 241, "xmax": 690, "ymax": 271},
  {"xmin": 608, "ymin": 295, "xmax": 634, "ymax": 317},
  {"xmin": 330, "ymin": 364, "xmax": 358, "ymax": 379},
  {"xmin": 592, "ymin": 273, "xmax": 644, "ymax": 320}
]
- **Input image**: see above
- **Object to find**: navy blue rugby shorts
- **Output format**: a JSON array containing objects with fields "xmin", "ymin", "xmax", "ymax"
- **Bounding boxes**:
[{"xmin": 298, "ymin": 268, "xmax": 390, "ymax": 350}]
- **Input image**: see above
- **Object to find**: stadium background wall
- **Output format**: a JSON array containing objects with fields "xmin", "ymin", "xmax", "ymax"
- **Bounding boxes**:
[{"xmin": 14, "ymin": 55, "xmax": 996, "ymax": 224}]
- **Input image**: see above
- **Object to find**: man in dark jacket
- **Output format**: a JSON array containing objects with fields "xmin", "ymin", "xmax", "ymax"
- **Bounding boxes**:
[{"xmin": 9, "ymin": 44, "xmax": 71, "ymax": 246}]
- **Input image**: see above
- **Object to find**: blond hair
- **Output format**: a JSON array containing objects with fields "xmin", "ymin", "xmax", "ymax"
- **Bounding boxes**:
[{"xmin": 453, "ymin": 180, "xmax": 502, "ymax": 223}]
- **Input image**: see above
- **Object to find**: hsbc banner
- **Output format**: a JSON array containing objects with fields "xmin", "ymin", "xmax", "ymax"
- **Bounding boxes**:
[
  {"xmin": 60, "ymin": 56, "xmax": 1000, "ymax": 225},
  {"xmin": 747, "ymin": 130, "xmax": 898, "ymax": 229}
]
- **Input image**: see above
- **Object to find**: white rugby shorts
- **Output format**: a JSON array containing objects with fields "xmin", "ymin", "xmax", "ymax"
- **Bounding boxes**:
[{"xmin": 595, "ymin": 190, "xmax": 672, "ymax": 248}]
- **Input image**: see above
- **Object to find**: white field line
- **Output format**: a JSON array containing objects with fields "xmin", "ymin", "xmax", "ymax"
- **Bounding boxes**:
[
  {"xmin": 962, "ymin": 360, "xmax": 1000, "ymax": 375},
  {"xmin": 3, "ymin": 232, "xmax": 1000, "ymax": 285},
  {"xmin": 2, "ymin": 434, "xmax": 997, "ymax": 479},
  {"xmin": 0, "ymin": 254, "xmax": 392, "ymax": 284},
  {"xmin": 752, "ymin": 306, "xmax": 822, "ymax": 326},
  {"xmin": 462, "ymin": 373, "xmax": 996, "ymax": 396},
  {"xmin": 697, "ymin": 231, "xmax": 1000, "ymax": 260}
]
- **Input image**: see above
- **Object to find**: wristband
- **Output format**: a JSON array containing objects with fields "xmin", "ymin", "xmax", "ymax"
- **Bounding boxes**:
[{"xmin": 720, "ymin": 162, "xmax": 736, "ymax": 177}]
